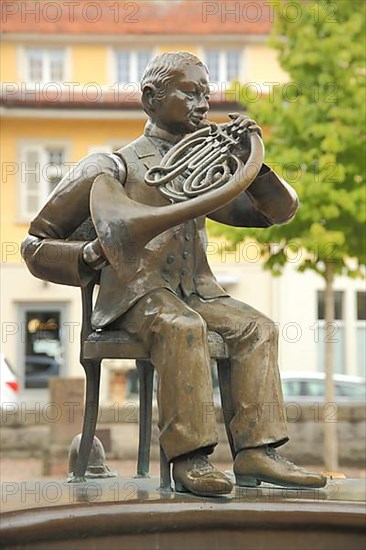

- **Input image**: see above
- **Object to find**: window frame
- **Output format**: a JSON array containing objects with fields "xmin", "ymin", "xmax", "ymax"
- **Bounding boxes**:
[
  {"xmin": 19, "ymin": 46, "xmax": 71, "ymax": 85},
  {"xmin": 201, "ymin": 47, "xmax": 245, "ymax": 85},
  {"xmin": 111, "ymin": 48, "xmax": 156, "ymax": 86}
]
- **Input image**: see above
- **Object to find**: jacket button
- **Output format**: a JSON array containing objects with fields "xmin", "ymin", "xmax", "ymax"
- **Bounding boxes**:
[
  {"xmin": 181, "ymin": 268, "xmax": 188, "ymax": 277},
  {"xmin": 166, "ymin": 255, "xmax": 175, "ymax": 264},
  {"xmin": 182, "ymin": 251, "xmax": 190, "ymax": 259},
  {"xmin": 184, "ymin": 234, "xmax": 191, "ymax": 241}
]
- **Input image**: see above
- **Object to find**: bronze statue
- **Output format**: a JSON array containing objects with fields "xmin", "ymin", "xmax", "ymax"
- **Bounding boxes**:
[{"xmin": 22, "ymin": 52, "xmax": 327, "ymax": 497}]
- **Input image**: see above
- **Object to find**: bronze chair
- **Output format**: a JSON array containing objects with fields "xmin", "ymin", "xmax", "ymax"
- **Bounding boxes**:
[{"xmin": 71, "ymin": 278, "xmax": 235, "ymax": 490}]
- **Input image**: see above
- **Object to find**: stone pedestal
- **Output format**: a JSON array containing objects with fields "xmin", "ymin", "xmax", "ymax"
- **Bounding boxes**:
[{"xmin": 1, "ymin": 477, "xmax": 365, "ymax": 549}]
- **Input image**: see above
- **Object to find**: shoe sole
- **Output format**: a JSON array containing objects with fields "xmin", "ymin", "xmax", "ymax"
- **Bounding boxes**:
[
  {"xmin": 235, "ymin": 474, "xmax": 327, "ymax": 490},
  {"xmin": 175, "ymin": 480, "xmax": 233, "ymax": 497}
]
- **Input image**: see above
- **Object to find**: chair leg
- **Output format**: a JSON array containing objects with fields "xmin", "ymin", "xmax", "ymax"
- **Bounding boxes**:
[
  {"xmin": 217, "ymin": 359, "xmax": 236, "ymax": 459},
  {"xmin": 136, "ymin": 360, "xmax": 154, "ymax": 477},
  {"xmin": 159, "ymin": 444, "xmax": 172, "ymax": 491},
  {"xmin": 71, "ymin": 359, "xmax": 101, "ymax": 481}
]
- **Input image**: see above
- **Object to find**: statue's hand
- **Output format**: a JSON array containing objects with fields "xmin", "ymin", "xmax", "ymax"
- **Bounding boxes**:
[
  {"xmin": 82, "ymin": 238, "xmax": 108, "ymax": 270},
  {"xmin": 224, "ymin": 113, "xmax": 263, "ymax": 161},
  {"xmin": 227, "ymin": 112, "xmax": 262, "ymax": 137}
]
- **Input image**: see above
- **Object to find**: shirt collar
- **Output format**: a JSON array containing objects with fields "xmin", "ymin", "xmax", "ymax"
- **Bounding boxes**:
[{"xmin": 144, "ymin": 120, "xmax": 184, "ymax": 145}]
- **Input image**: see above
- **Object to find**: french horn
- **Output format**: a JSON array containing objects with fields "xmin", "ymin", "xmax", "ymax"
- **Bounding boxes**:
[
  {"xmin": 145, "ymin": 122, "xmax": 255, "ymax": 203},
  {"xmin": 90, "ymin": 122, "xmax": 264, "ymax": 276}
]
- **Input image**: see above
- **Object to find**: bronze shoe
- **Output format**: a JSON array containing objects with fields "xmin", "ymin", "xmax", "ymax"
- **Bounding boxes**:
[
  {"xmin": 173, "ymin": 451, "xmax": 233, "ymax": 497},
  {"xmin": 234, "ymin": 446, "xmax": 327, "ymax": 489}
]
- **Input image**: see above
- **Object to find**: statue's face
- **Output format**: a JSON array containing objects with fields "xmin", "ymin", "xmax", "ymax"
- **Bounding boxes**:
[{"xmin": 152, "ymin": 64, "xmax": 210, "ymax": 135}]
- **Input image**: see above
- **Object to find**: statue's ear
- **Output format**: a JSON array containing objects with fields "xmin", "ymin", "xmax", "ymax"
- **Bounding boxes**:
[{"xmin": 141, "ymin": 84, "xmax": 157, "ymax": 114}]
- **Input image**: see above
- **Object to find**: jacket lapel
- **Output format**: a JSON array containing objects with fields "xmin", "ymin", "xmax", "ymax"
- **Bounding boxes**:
[{"xmin": 134, "ymin": 137, "xmax": 162, "ymax": 170}]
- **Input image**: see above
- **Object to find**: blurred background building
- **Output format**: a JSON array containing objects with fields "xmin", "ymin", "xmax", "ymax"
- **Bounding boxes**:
[{"xmin": 1, "ymin": 1, "xmax": 365, "ymax": 407}]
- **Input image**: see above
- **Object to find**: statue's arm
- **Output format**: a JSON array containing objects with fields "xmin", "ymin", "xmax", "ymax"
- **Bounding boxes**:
[
  {"xmin": 208, "ymin": 164, "xmax": 299, "ymax": 228},
  {"xmin": 21, "ymin": 152, "xmax": 126, "ymax": 286}
]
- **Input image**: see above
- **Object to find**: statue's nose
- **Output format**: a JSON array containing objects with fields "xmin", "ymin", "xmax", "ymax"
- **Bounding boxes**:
[{"xmin": 195, "ymin": 96, "xmax": 209, "ymax": 113}]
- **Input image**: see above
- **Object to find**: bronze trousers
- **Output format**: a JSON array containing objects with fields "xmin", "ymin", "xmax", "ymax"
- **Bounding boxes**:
[{"xmin": 119, "ymin": 289, "xmax": 288, "ymax": 462}]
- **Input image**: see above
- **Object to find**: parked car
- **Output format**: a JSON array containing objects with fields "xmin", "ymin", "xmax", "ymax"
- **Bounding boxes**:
[
  {"xmin": 280, "ymin": 372, "xmax": 366, "ymax": 403},
  {"xmin": 0, "ymin": 353, "xmax": 20, "ymax": 407}
]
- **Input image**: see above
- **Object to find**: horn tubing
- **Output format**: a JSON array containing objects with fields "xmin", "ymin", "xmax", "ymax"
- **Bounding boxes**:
[
  {"xmin": 146, "ymin": 122, "xmax": 255, "ymax": 193},
  {"xmin": 184, "ymin": 151, "xmax": 227, "ymax": 192},
  {"xmin": 137, "ymin": 132, "xmax": 264, "ymax": 228},
  {"xmin": 90, "ymin": 132, "xmax": 264, "ymax": 275},
  {"xmin": 163, "ymin": 125, "xmax": 212, "ymax": 164},
  {"xmin": 145, "ymin": 135, "xmax": 214, "ymax": 186}
]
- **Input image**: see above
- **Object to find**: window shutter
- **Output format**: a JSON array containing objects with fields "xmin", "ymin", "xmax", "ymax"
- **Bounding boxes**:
[
  {"xmin": 21, "ymin": 146, "xmax": 43, "ymax": 219},
  {"xmin": 19, "ymin": 144, "xmax": 67, "ymax": 220}
]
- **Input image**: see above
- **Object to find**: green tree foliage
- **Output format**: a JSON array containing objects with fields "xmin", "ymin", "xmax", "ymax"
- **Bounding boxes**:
[
  {"xmin": 210, "ymin": 0, "xmax": 365, "ymax": 277},
  {"xmin": 209, "ymin": 0, "xmax": 365, "ymax": 470}
]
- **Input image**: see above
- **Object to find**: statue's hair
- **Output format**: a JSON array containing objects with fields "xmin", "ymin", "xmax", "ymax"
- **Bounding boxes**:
[{"xmin": 140, "ymin": 51, "xmax": 208, "ymax": 104}]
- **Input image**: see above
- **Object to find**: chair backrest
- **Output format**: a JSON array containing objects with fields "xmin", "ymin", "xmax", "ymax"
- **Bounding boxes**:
[
  {"xmin": 67, "ymin": 216, "xmax": 101, "ymax": 345},
  {"xmin": 80, "ymin": 279, "xmax": 98, "ymax": 345}
]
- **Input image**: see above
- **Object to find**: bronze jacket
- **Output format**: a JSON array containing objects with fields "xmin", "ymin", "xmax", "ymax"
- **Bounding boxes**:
[{"xmin": 22, "ymin": 125, "xmax": 298, "ymax": 329}]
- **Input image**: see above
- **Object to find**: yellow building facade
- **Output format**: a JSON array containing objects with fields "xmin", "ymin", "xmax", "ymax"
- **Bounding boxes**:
[
  {"xmin": 1, "ymin": 36, "xmax": 288, "ymax": 257},
  {"xmin": 3, "ymin": 2, "xmax": 362, "ymax": 405},
  {"xmin": 1, "ymin": 3, "xmax": 291, "ymax": 404}
]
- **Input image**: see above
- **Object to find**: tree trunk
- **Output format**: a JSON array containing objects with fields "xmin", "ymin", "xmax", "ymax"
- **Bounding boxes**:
[{"xmin": 323, "ymin": 262, "xmax": 338, "ymax": 471}]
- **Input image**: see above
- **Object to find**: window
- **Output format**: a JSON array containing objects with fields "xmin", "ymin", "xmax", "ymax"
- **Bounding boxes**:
[
  {"xmin": 356, "ymin": 291, "xmax": 366, "ymax": 377},
  {"xmin": 316, "ymin": 290, "xmax": 345, "ymax": 374},
  {"xmin": 203, "ymin": 49, "xmax": 242, "ymax": 83},
  {"xmin": 18, "ymin": 305, "xmax": 66, "ymax": 390},
  {"xmin": 205, "ymin": 50, "xmax": 220, "ymax": 82},
  {"xmin": 317, "ymin": 290, "xmax": 344, "ymax": 320},
  {"xmin": 115, "ymin": 50, "xmax": 152, "ymax": 84},
  {"xmin": 26, "ymin": 48, "xmax": 66, "ymax": 84},
  {"xmin": 19, "ymin": 143, "xmax": 68, "ymax": 220},
  {"xmin": 357, "ymin": 291, "xmax": 366, "ymax": 320}
]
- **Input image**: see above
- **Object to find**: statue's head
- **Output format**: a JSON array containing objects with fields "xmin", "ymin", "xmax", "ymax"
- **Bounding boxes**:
[{"xmin": 141, "ymin": 51, "xmax": 210, "ymax": 135}]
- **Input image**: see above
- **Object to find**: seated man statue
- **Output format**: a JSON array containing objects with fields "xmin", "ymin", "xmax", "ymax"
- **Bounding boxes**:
[{"xmin": 22, "ymin": 51, "xmax": 327, "ymax": 497}]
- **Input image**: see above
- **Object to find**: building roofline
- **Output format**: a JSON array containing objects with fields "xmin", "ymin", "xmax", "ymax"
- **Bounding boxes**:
[
  {"xmin": 1, "ymin": 0, "xmax": 273, "ymax": 37},
  {"xmin": 2, "ymin": 33, "xmax": 268, "ymax": 44},
  {"xmin": 0, "ymin": 88, "xmax": 241, "ymax": 110},
  {"xmin": 0, "ymin": 106, "xmax": 236, "ymax": 120},
  {"xmin": 0, "ymin": 106, "xmax": 145, "ymax": 119}
]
